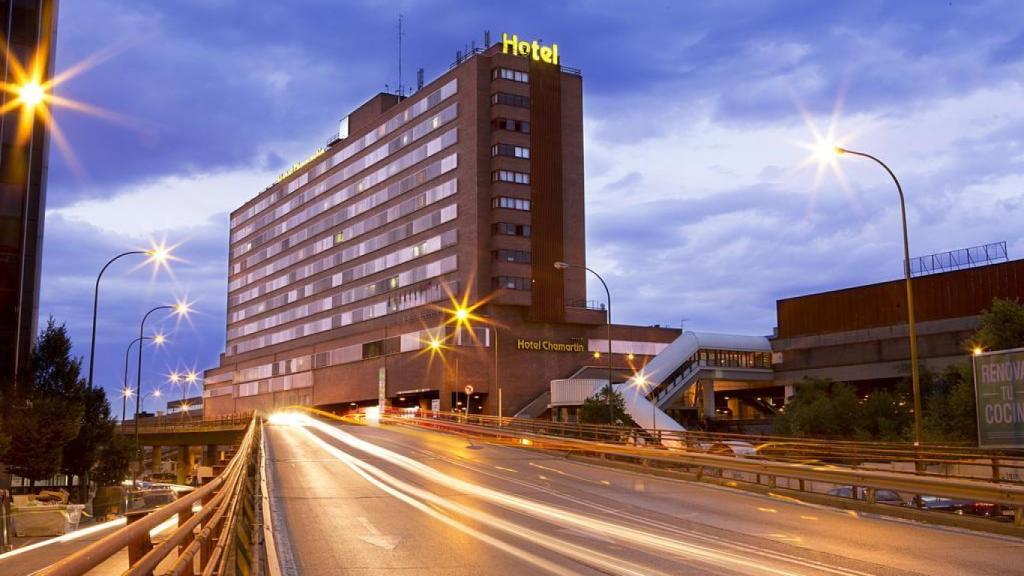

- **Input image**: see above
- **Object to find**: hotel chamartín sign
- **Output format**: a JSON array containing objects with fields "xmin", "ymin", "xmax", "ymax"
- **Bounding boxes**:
[{"xmin": 516, "ymin": 337, "xmax": 585, "ymax": 353}]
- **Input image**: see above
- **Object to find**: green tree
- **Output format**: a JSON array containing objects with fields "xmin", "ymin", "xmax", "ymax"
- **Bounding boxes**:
[
  {"xmin": 93, "ymin": 433, "xmax": 134, "ymax": 487},
  {"xmin": 578, "ymin": 385, "xmax": 636, "ymax": 426},
  {"xmin": 921, "ymin": 364, "xmax": 977, "ymax": 443},
  {"xmin": 63, "ymin": 386, "xmax": 118, "ymax": 501},
  {"xmin": 773, "ymin": 378, "xmax": 860, "ymax": 438},
  {"xmin": 974, "ymin": 298, "xmax": 1024, "ymax": 351},
  {"xmin": 3, "ymin": 319, "xmax": 85, "ymax": 483},
  {"xmin": 855, "ymin": 389, "xmax": 911, "ymax": 441}
]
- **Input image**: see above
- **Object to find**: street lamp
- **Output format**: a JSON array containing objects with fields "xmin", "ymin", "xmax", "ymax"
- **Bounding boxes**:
[
  {"xmin": 141, "ymin": 388, "xmax": 163, "ymax": 414},
  {"xmin": 832, "ymin": 146, "xmax": 923, "ymax": 445},
  {"xmin": 17, "ymin": 81, "xmax": 45, "ymax": 108},
  {"xmin": 122, "ymin": 334, "xmax": 165, "ymax": 422},
  {"xmin": 554, "ymin": 261, "xmax": 614, "ymax": 423},
  {"xmin": 633, "ymin": 371, "xmax": 655, "ymax": 439},
  {"xmin": 120, "ymin": 387, "xmax": 134, "ymax": 425},
  {"xmin": 184, "ymin": 370, "xmax": 199, "ymax": 418},
  {"xmin": 135, "ymin": 301, "xmax": 191, "ymax": 472},
  {"xmin": 86, "ymin": 243, "xmax": 173, "ymax": 390}
]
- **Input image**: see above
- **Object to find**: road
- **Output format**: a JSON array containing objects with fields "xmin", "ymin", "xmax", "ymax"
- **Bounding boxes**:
[{"xmin": 265, "ymin": 414, "xmax": 1024, "ymax": 576}]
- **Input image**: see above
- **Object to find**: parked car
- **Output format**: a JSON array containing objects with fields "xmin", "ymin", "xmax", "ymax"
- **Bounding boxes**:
[
  {"xmin": 918, "ymin": 496, "xmax": 1014, "ymax": 521},
  {"xmin": 827, "ymin": 486, "xmax": 906, "ymax": 506}
]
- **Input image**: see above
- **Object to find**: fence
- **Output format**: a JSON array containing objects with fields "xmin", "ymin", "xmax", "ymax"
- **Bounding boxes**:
[{"xmin": 39, "ymin": 414, "xmax": 263, "ymax": 576}]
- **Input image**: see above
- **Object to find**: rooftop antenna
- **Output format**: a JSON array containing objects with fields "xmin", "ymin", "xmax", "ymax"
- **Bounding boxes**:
[
  {"xmin": 397, "ymin": 14, "xmax": 404, "ymax": 96},
  {"xmin": 416, "ymin": 67, "xmax": 424, "ymax": 90},
  {"xmin": 484, "ymin": 30, "xmax": 491, "ymax": 47}
]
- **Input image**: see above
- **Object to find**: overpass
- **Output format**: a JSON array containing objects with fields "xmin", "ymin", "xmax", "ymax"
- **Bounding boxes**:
[{"xmin": 115, "ymin": 413, "xmax": 251, "ymax": 484}]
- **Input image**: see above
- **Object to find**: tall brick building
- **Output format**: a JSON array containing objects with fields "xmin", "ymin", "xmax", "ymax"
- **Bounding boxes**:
[{"xmin": 203, "ymin": 38, "xmax": 679, "ymax": 416}]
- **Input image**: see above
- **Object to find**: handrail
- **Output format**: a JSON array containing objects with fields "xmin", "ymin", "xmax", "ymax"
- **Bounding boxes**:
[
  {"xmin": 290, "ymin": 406, "xmax": 1024, "ymax": 524},
  {"xmin": 39, "ymin": 414, "xmax": 262, "ymax": 576}
]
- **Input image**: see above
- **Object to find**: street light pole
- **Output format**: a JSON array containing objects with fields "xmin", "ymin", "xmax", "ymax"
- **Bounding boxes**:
[
  {"xmin": 837, "ymin": 147, "xmax": 923, "ymax": 446},
  {"xmin": 134, "ymin": 303, "xmax": 188, "ymax": 476},
  {"xmin": 122, "ymin": 335, "xmax": 152, "ymax": 422},
  {"xmin": 555, "ymin": 261, "xmax": 614, "ymax": 423},
  {"xmin": 87, "ymin": 251, "xmax": 146, "ymax": 389}
]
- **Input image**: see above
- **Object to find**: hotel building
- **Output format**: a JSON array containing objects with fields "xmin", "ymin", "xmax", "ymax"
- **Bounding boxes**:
[{"xmin": 203, "ymin": 38, "xmax": 679, "ymax": 417}]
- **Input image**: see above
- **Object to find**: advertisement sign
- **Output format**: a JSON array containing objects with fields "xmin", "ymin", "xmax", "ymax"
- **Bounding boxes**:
[
  {"xmin": 431, "ymin": 399, "xmax": 441, "ymax": 413},
  {"xmin": 973, "ymin": 347, "xmax": 1024, "ymax": 448},
  {"xmin": 378, "ymin": 367, "xmax": 387, "ymax": 410}
]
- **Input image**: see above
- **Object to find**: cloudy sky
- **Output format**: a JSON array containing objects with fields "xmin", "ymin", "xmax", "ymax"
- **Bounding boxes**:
[{"xmin": 41, "ymin": 0, "xmax": 1024, "ymax": 411}]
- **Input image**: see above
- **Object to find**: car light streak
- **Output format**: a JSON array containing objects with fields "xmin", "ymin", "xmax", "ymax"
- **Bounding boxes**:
[
  {"xmin": 293, "ymin": 424, "xmax": 674, "ymax": 576},
  {"xmin": 285, "ymin": 414, "xmax": 822, "ymax": 576},
  {"xmin": 0, "ymin": 506, "xmax": 192, "ymax": 564},
  {"xmin": 320, "ymin": 415, "xmax": 877, "ymax": 576}
]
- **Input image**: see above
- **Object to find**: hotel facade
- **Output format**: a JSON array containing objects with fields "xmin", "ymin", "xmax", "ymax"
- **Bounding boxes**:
[{"xmin": 203, "ymin": 38, "xmax": 679, "ymax": 417}]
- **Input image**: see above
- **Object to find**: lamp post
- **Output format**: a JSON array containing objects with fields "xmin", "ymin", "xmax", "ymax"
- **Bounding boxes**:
[
  {"xmin": 134, "ymin": 302, "xmax": 190, "ymax": 476},
  {"xmin": 122, "ymin": 334, "xmax": 165, "ymax": 422},
  {"xmin": 555, "ymin": 261, "xmax": 614, "ymax": 423},
  {"xmin": 120, "ymin": 387, "xmax": 134, "ymax": 426},
  {"xmin": 86, "ymin": 246, "xmax": 171, "ymax": 390},
  {"xmin": 835, "ymin": 147, "xmax": 923, "ymax": 446},
  {"xmin": 185, "ymin": 370, "xmax": 199, "ymax": 419}
]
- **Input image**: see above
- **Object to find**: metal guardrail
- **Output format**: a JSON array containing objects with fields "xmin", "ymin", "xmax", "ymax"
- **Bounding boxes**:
[
  {"xmin": 367, "ymin": 409, "xmax": 1024, "ymax": 527},
  {"xmin": 40, "ymin": 415, "xmax": 264, "ymax": 576}
]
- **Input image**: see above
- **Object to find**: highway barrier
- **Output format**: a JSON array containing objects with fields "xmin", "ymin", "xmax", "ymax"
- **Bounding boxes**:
[
  {"xmin": 291, "ymin": 406, "xmax": 1024, "ymax": 530},
  {"xmin": 39, "ymin": 414, "xmax": 264, "ymax": 576}
]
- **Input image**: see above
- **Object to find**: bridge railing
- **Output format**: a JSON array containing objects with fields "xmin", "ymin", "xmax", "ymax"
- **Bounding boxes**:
[
  {"xmin": 40, "ymin": 414, "xmax": 264, "ymax": 576},
  {"xmin": 379, "ymin": 409, "xmax": 1024, "ymax": 485},
  {"xmin": 118, "ymin": 411, "xmax": 255, "ymax": 434}
]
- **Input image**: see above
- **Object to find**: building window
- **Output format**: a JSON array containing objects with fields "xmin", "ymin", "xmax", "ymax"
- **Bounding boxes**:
[
  {"xmin": 493, "ymin": 276, "xmax": 532, "ymax": 291},
  {"xmin": 492, "ymin": 196, "xmax": 530, "ymax": 211},
  {"xmin": 492, "ymin": 67, "xmax": 529, "ymax": 83},
  {"xmin": 493, "ymin": 222, "xmax": 531, "ymax": 237},
  {"xmin": 492, "ymin": 118, "xmax": 530, "ymax": 134},
  {"xmin": 493, "ymin": 249, "xmax": 531, "ymax": 264},
  {"xmin": 491, "ymin": 144, "xmax": 530, "ymax": 159},
  {"xmin": 492, "ymin": 169, "xmax": 530, "ymax": 185},
  {"xmin": 491, "ymin": 92, "xmax": 529, "ymax": 108}
]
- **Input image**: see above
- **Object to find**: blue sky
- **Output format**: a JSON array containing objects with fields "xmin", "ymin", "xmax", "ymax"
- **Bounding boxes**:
[{"xmin": 40, "ymin": 0, "xmax": 1024, "ymax": 411}]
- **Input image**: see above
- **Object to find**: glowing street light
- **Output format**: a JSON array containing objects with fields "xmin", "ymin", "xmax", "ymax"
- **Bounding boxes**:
[
  {"xmin": 555, "ymin": 261, "xmax": 615, "ymax": 423},
  {"xmin": 632, "ymin": 371, "xmax": 656, "ymax": 441},
  {"xmin": 135, "ymin": 301, "xmax": 192, "ymax": 474},
  {"xmin": 17, "ymin": 80, "xmax": 45, "ymax": 108},
  {"xmin": 121, "ymin": 334, "xmax": 165, "ymax": 423},
  {"xmin": 815, "ymin": 143, "xmax": 924, "ymax": 445},
  {"xmin": 86, "ymin": 242, "xmax": 177, "ymax": 390}
]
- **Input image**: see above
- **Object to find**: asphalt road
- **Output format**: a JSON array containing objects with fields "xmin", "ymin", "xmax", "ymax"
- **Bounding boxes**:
[{"xmin": 264, "ymin": 416, "xmax": 1024, "ymax": 576}]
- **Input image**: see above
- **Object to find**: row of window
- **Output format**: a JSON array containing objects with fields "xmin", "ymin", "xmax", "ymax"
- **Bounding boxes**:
[
  {"xmin": 492, "ymin": 67, "xmax": 528, "ymax": 83},
  {"xmin": 493, "ymin": 276, "xmax": 532, "ymax": 291},
  {"xmin": 234, "ymin": 103, "xmax": 458, "ymax": 249},
  {"xmin": 230, "ymin": 228, "xmax": 458, "ymax": 326},
  {"xmin": 235, "ymin": 167, "xmax": 458, "ymax": 275},
  {"xmin": 491, "ymin": 144, "xmax": 529, "ymax": 159},
  {"xmin": 232, "ymin": 78, "xmax": 458, "ymax": 232},
  {"xmin": 492, "ymin": 118, "xmax": 530, "ymax": 134},
  {"xmin": 228, "ymin": 252, "xmax": 458, "ymax": 340},
  {"xmin": 492, "ymin": 169, "xmax": 530, "ymax": 185},
  {"xmin": 229, "ymin": 275, "xmax": 457, "ymax": 355},
  {"xmin": 229, "ymin": 131, "xmax": 459, "ymax": 290},
  {"xmin": 492, "ymin": 196, "xmax": 530, "ymax": 211},
  {"xmin": 493, "ymin": 249, "xmax": 531, "ymax": 264},
  {"xmin": 232, "ymin": 126, "xmax": 459, "ymax": 260},
  {"xmin": 698, "ymin": 349, "xmax": 773, "ymax": 369},
  {"xmin": 491, "ymin": 92, "xmax": 529, "ymax": 108},
  {"xmin": 493, "ymin": 222, "xmax": 531, "ymax": 236},
  {"xmin": 230, "ymin": 203, "xmax": 457, "ymax": 310}
]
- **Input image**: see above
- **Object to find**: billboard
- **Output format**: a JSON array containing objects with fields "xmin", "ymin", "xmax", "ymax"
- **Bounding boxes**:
[{"xmin": 973, "ymin": 347, "xmax": 1024, "ymax": 448}]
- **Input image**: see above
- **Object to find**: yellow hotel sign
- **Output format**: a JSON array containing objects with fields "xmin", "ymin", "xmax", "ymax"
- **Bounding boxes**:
[{"xmin": 501, "ymin": 33, "xmax": 560, "ymax": 65}]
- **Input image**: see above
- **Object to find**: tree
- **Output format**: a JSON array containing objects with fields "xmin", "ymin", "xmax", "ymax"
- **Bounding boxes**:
[
  {"xmin": 93, "ymin": 433, "xmax": 133, "ymax": 487},
  {"xmin": 63, "ymin": 386, "xmax": 118, "ymax": 501},
  {"xmin": 974, "ymin": 298, "xmax": 1024, "ymax": 351},
  {"xmin": 3, "ymin": 319, "xmax": 85, "ymax": 483},
  {"xmin": 773, "ymin": 378, "xmax": 860, "ymax": 438},
  {"xmin": 921, "ymin": 364, "xmax": 977, "ymax": 443},
  {"xmin": 855, "ymin": 389, "xmax": 911, "ymax": 441},
  {"xmin": 578, "ymin": 385, "xmax": 636, "ymax": 427}
]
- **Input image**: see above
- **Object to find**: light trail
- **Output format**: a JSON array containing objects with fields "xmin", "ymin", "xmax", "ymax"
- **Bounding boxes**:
[
  {"xmin": 292, "ymin": 424, "xmax": 679, "ymax": 576},
  {"xmin": 282, "ymin": 414, "xmax": 853, "ymax": 576},
  {"xmin": 365, "ymin": 419, "xmax": 881, "ymax": 576}
]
